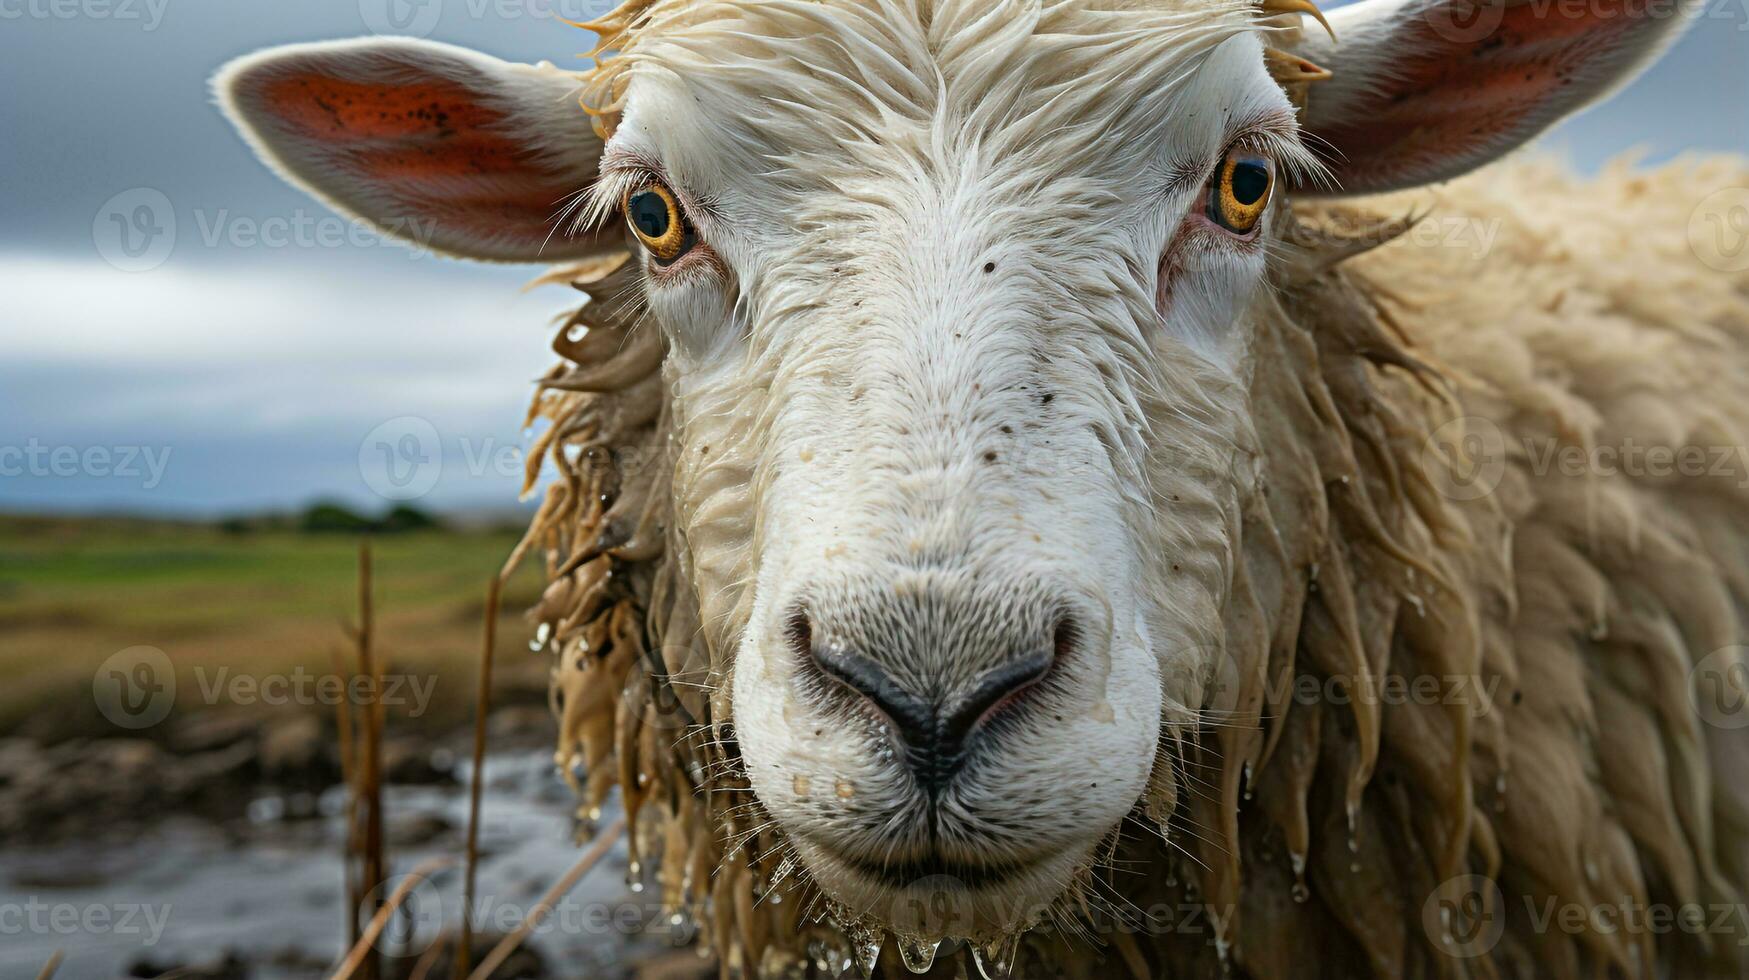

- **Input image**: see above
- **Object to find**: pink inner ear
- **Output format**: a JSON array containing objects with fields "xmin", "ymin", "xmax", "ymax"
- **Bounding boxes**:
[
  {"xmin": 1309, "ymin": 0, "xmax": 1651, "ymax": 192},
  {"xmin": 254, "ymin": 70, "xmax": 588, "ymax": 254}
]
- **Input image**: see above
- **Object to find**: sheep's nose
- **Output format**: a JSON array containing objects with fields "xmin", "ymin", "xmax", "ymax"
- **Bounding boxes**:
[{"xmin": 787, "ymin": 603, "xmax": 1063, "ymax": 795}]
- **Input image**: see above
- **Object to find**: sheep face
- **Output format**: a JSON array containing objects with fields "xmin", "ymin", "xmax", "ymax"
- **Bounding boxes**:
[{"xmin": 586, "ymin": 4, "xmax": 1305, "ymax": 935}]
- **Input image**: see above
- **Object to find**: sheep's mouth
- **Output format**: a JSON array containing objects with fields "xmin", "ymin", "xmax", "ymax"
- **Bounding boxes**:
[
  {"xmin": 849, "ymin": 854, "xmax": 1041, "ymax": 891},
  {"xmin": 802, "ymin": 833, "xmax": 1046, "ymax": 891}
]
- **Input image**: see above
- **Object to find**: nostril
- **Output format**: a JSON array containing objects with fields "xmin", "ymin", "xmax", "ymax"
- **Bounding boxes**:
[
  {"xmin": 807, "ymin": 635, "xmax": 936, "ymax": 741},
  {"xmin": 942, "ymin": 644, "xmax": 1056, "ymax": 746}
]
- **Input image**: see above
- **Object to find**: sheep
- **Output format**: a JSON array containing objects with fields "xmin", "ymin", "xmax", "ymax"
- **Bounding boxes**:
[{"xmin": 215, "ymin": 0, "xmax": 1749, "ymax": 975}]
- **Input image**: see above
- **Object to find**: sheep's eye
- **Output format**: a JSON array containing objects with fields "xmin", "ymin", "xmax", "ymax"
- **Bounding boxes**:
[
  {"xmin": 624, "ymin": 183, "xmax": 694, "ymax": 264},
  {"xmin": 1207, "ymin": 152, "xmax": 1274, "ymax": 236}
]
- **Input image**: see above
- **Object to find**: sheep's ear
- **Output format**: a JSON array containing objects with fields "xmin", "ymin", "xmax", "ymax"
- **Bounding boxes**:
[
  {"xmin": 215, "ymin": 38, "xmax": 615, "ymax": 262},
  {"xmin": 1292, "ymin": 0, "xmax": 1697, "ymax": 194}
]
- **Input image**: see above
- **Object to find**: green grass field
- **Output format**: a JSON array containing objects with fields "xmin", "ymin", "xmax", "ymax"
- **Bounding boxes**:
[{"xmin": 0, "ymin": 514, "xmax": 548, "ymax": 735}]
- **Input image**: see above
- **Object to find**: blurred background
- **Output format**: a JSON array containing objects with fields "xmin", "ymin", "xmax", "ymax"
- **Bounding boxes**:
[{"xmin": 0, "ymin": 0, "xmax": 1745, "ymax": 977}]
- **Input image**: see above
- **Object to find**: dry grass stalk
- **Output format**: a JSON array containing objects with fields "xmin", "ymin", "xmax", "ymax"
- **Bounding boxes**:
[
  {"xmin": 339, "ymin": 542, "xmax": 388, "ymax": 980},
  {"xmin": 455, "ymin": 573, "xmax": 506, "ymax": 975},
  {"xmin": 329, "ymin": 643, "xmax": 361, "ymax": 954}
]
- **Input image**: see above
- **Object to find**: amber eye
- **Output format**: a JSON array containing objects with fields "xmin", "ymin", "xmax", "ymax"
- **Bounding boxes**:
[
  {"xmin": 1206, "ymin": 152, "xmax": 1274, "ymax": 236},
  {"xmin": 623, "ymin": 182, "xmax": 694, "ymax": 264}
]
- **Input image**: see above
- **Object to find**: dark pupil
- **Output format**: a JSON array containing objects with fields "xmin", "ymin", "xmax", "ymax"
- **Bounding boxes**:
[
  {"xmin": 1230, "ymin": 161, "xmax": 1270, "ymax": 206},
  {"xmin": 629, "ymin": 191, "xmax": 670, "ymax": 239}
]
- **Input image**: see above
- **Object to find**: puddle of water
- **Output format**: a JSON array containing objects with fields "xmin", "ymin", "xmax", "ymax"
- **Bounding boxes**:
[{"xmin": 0, "ymin": 752, "xmax": 690, "ymax": 978}]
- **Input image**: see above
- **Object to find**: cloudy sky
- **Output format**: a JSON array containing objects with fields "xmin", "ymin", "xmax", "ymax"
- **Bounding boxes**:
[{"xmin": 2, "ymin": 0, "xmax": 1745, "ymax": 517}]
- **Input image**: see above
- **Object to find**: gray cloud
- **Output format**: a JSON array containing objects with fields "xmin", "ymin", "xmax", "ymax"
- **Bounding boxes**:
[{"xmin": 0, "ymin": 0, "xmax": 1744, "ymax": 514}]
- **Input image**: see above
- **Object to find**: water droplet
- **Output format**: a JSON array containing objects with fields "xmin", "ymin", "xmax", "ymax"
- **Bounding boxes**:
[
  {"xmin": 1291, "ymin": 880, "xmax": 1309, "ymax": 903},
  {"xmin": 896, "ymin": 936, "xmax": 940, "ymax": 974},
  {"xmin": 850, "ymin": 926, "xmax": 884, "ymax": 980}
]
